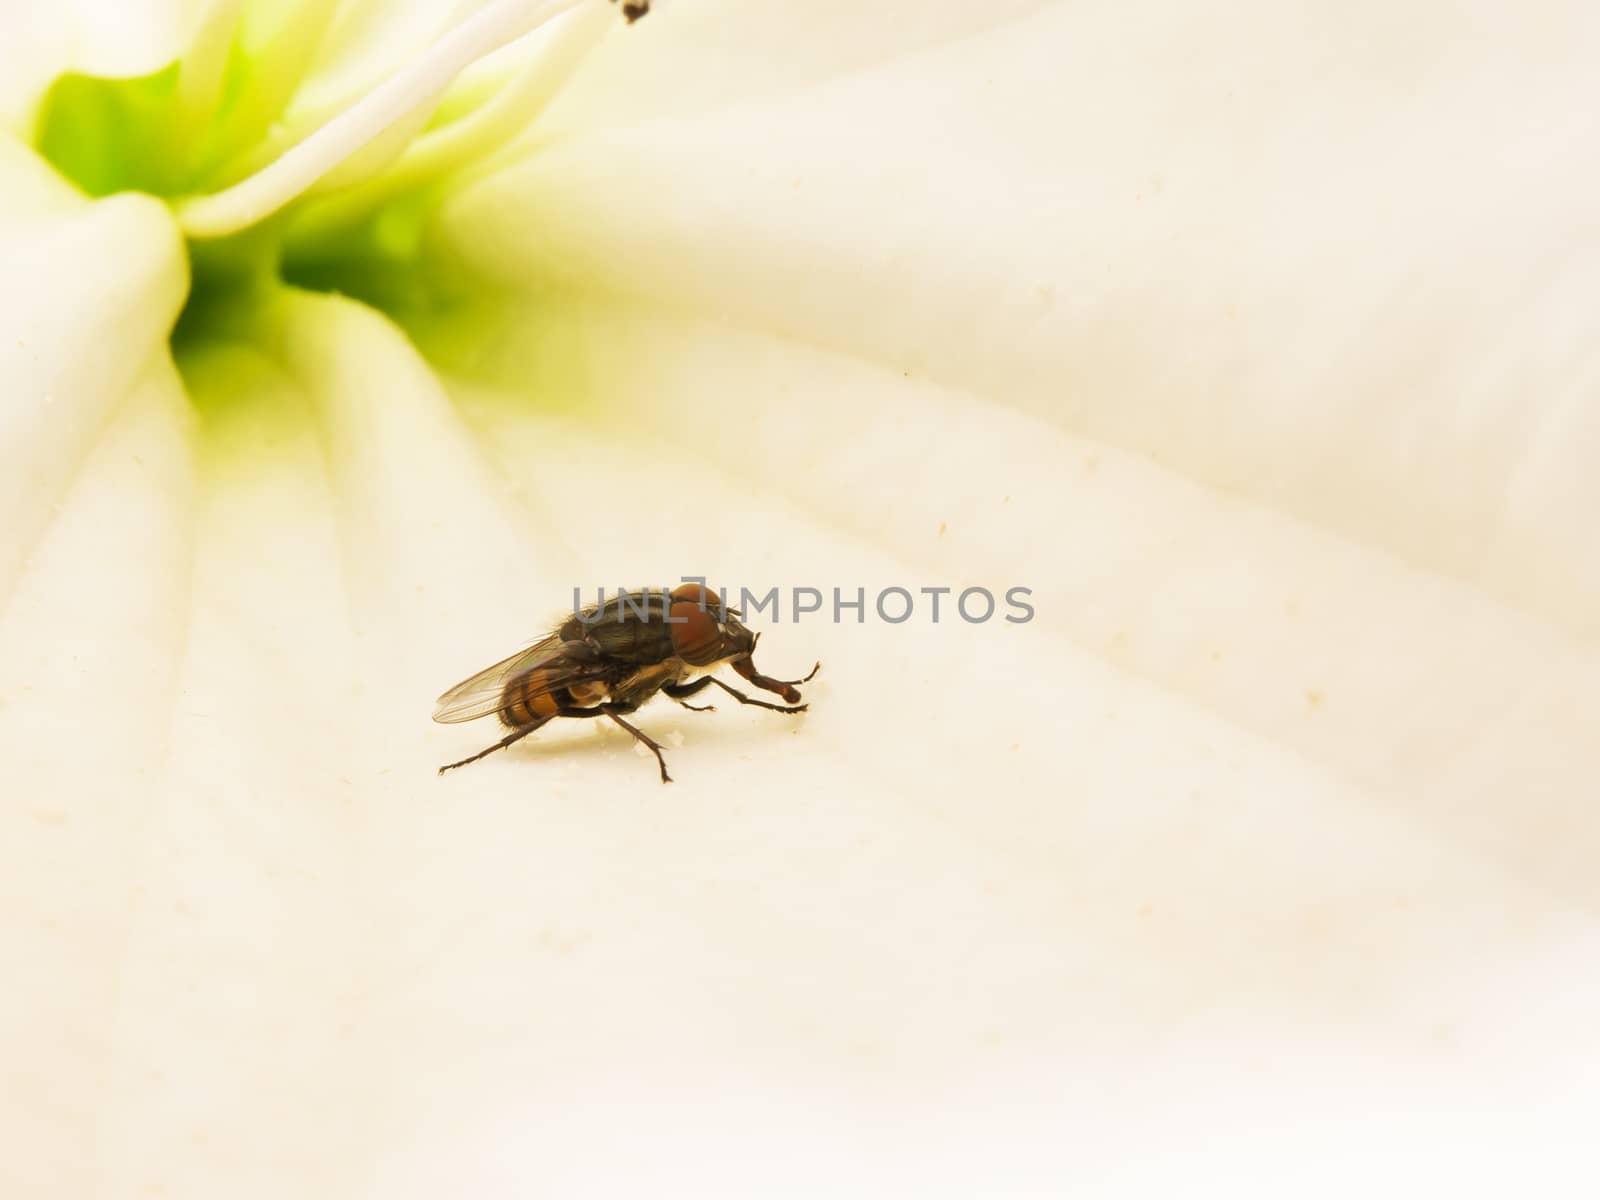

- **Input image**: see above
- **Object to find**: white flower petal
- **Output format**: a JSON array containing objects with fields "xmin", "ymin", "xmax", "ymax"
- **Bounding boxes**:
[
  {"xmin": 0, "ymin": 137, "xmax": 187, "ymax": 601},
  {"xmin": 440, "ymin": 294, "xmax": 1600, "ymax": 887},
  {"xmin": 532, "ymin": 0, "xmax": 1060, "ymax": 129},
  {"xmin": 0, "ymin": 0, "xmax": 186, "ymax": 89},
  {"xmin": 444, "ymin": 0, "xmax": 1600, "ymax": 635},
  {"xmin": 0, "ymin": 345, "xmax": 193, "ymax": 1200},
  {"xmin": 174, "ymin": 290, "xmax": 1592, "ymax": 1193},
  {"xmin": 4, "ymin": 0, "xmax": 1600, "ymax": 1193}
]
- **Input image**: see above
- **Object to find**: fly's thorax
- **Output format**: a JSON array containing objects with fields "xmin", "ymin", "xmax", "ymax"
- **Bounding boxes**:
[
  {"xmin": 609, "ymin": 657, "xmax": 688, "ymax": 708},
  {"xmin": 565, "ymin": 590, "xmax": 675, "ymax": 666},
  {"xmin": 564, "ymin": 585, "xmax": 754, "ymax": 671}
]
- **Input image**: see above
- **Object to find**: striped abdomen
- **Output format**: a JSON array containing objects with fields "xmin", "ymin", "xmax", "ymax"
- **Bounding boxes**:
[{"xmin": 499, "ymin": 667, "xmax": 609, "ymax": 729}]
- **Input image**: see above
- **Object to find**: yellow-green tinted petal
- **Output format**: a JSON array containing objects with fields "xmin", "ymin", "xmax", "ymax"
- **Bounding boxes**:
[{"xmin": 0, "ymin": 136, "xmax": 188, "ymax": 601}]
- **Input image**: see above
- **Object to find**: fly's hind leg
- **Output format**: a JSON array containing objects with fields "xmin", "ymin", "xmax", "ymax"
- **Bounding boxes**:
[
  {"xmin": 438, "ymin": 722, "xmax": 541, "ymax": 774},
  {"xmin": 663, "ymin": 677, "xmax": 716, "ymax": 712}
]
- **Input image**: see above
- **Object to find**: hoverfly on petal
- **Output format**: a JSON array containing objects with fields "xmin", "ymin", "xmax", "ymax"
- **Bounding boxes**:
[{"xmin": 433, "ymin": 584, "xmax": 820, "ymax": 782}]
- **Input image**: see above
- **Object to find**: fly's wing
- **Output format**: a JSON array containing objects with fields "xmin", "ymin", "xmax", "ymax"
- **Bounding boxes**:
[{"xmin": 432, "ymin": 633, "xmax": 572, "ymax": 724}]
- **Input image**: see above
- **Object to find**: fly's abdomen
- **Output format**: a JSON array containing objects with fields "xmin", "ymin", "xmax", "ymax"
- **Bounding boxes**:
[
  {"xmin": 500, "ymin": 669, "xmax": 560, "ymax": 728},
  {"xmin": 498, "ymin": 670, "xmax": 608, "ymax": 729}
]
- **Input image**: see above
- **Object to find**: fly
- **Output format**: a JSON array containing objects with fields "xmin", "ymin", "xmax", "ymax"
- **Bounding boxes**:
[{"xmin": 433, "ymin": 583, "xmax": 820, "ymax": 782}]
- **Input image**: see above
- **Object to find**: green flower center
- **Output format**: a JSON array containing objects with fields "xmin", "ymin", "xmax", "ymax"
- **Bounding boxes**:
[{"xmin": 30, "ymin": 0, "xmax": 644, "ymax": 348}]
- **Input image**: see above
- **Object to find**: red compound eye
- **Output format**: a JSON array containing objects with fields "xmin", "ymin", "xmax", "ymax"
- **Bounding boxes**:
[
  {"xmin": 669, "ymin": 582, "xmax": 722, "ymax": 610},
  {"xmin": 669, "ymin": 601, "xmax": 722, "ymax": 665}
]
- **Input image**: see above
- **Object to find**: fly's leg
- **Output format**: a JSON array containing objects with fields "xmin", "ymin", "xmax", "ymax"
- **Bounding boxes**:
[
  {"xmin": 708, "ymin": 675, "xmax": 808, "ymax": 714},
  {"xmin": 663, "ymin": 677, "xmax": 716, "ymax": 712},
  {"xmin": 438, "ymin": 723, "xmax": 540, "ymax": 774},
  {"xmin": 551, "ymin": 702, "xmax": 674, "ymax": 783},
  {"xmin": 603, "ymin": 707, "xmax": 673, "ymax": 783},
  {"xmin": 732, "ymin": 659, "xmax": 821, "ymax": 704},
  {"xmin": 663, "ymin": 678, "xmax": 713, "ymax": 699}
]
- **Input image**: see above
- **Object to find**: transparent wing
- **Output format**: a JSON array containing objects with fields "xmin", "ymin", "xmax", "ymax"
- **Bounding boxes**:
[{"xmin": 432, "ymin": 633, "xmax": 569, "ymax": 724}]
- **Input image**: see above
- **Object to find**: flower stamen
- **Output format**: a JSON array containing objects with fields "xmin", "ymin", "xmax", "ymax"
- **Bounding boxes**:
[{"xmin": 176, "ymin": 0, "xmax": 610, "ymax": 240}]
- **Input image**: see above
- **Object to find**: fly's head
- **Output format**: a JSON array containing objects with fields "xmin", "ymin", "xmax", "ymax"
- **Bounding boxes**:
[{"xmin": 667, "ymin": 583, "xmax": 818, "ymax": 703}]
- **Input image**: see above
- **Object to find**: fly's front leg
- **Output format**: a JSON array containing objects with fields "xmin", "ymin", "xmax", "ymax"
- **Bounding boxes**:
[
  {"xmin": 663, "ymin": 677, "xmax": 716, "ymax": 712},
  {"xmin": 709, "ymin": 676, "xmax": 808, "ymax": 714},
  {"xmin": 731, "ymin": 658, "xmax": 822, "ymax": 704}
]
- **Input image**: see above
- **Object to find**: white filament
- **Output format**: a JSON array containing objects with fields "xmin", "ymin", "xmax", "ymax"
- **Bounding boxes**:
[{"xmin": 176, "ymin": 0, "xmax": 593, "ymax": 239}]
